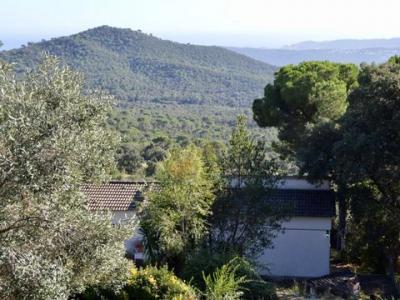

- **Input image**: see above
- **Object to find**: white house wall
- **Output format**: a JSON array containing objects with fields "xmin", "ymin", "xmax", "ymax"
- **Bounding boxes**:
[
  {"xmin": 111, "ymin": 210, "xmax": 136, "ymax": 224},
  {"xmin": 112, "ymin": 213, "xmax": 332, "ymax": 278},
  {"xmin": 111, "ymin": 211, "xmax": 140, "ymax": 255},
  {"xmin": 257, "ymin": 217, "xmax": 331, "ymax": 278},
  {"xmin": 276, "ymin": 178, "xmax": 330, "ymax": 190}
]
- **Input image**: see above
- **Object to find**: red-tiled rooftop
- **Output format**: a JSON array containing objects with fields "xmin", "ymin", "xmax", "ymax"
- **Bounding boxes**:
[{"xmin": 82, "ymin": 181, "xmax": 157, "ymax": 211}]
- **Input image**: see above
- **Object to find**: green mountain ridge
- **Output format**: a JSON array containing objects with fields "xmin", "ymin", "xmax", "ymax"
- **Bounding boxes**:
[{"xmin": 0, "ymin": 26, "xmax": 275, "ymax": 106}]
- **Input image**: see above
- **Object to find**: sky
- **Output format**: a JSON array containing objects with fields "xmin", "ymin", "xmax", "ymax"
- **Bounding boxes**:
[{"xmin": 1, "ymin": 0, "xmax": 400, "ymax": 49}]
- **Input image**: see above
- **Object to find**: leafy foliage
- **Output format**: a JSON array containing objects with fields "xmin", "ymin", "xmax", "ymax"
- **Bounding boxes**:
[
  {"xmin": 125, "ymin": 266, "xmax": 197, "ymax": 300},
  {"xmin": 331, "ymin": 59, "xmax": 400, "ymax": 277},
  {"xmin": 252, "ymin": 61, "xmax": 359, "ymax": 252},
  {"xmin": 110, "ymin": 105, "xmax": 277, "ymax": 178},
  {"xmin": 79, "ymin": 266, "xmax": 197, "ymax": 300},
  {"xmin": 208, "ymin": 116, "xmax": 285, "ymax": 256},
  {"xmin": 202, "ymin": 259, "xmax": 248, "ymax": 300},
  {"xmin": 140, "ymin": 145, "xmax": 215, "ymax": 271},
  {"xmin": 253, "ymin": 61, "xmax": 358, "ymax": 157},
  {"xmin": 273, "ymin": 57, "xmax": 400, "ymax": 279},
  {"xmin": 0, "ymin": 57, "xmax": 135, "ymax": 299},
  {"xmin": 344, "ymin": 183, "xmax": 392, "ymax": 273},
  {"xmin": 183, "ymin": 251, "xmax": 276, "ymax": 300},
  {"xmin": 233, "ymin": 258, "xmax": 277, "ymax": 300}
]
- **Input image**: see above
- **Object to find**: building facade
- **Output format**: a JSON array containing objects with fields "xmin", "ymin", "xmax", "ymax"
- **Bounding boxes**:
[{"xmin": 82, "ymin": 178, "xmax": 335, "ymax": 278}]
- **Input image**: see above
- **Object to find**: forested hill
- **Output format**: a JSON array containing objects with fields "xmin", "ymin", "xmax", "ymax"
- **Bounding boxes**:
[{"xmin": 0, "ymin": 26, "xmax": 275, "ymax": 106}]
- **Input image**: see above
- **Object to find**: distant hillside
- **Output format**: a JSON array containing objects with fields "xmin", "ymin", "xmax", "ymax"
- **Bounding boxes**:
[
  {"xmin": 284, "ymin": 37, "xmax": 400, "ymax": 50},
  {"xmin": 228, "ymin": 47, "xmax": 400, "ymax": 66},
  {"xmin": 0, "ymin": 26, "xmax": 275, "ymax": 107}
]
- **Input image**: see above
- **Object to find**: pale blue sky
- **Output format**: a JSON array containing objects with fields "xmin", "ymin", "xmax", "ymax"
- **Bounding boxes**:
[{"xmin": 1, "ymin": 0, "xmax": 400, "ymax": 49}]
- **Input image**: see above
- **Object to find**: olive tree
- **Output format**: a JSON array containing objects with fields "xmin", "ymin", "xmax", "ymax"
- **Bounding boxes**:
[{"xmin": 0, "ymin": 57, "xmax": 135, "ymax": 299}]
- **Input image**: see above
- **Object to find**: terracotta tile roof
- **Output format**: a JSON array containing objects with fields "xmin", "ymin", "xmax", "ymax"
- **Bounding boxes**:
[{"xmin": 82, "ymin": 181, "xmax": 157, "ymax": 211}]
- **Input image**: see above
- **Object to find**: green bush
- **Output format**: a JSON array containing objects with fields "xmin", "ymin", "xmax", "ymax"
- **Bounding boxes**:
[
  {"xmin": 77, "ymin": 287, "xmax": 128, "ymax": 300},
  {"xmin": 125, "ymin": 266, "xmax": 197, "ymax": 300},
  {"xmin": 78, "ymin": 266, "xmax": 196, "ymax": 300},
  {"xmin": 202, "ymin": 259, "xmax": 248, "ymax": 300},
  {"xmin": 232, "ymin": 258, "xmax": 277, "ymax": 300},
  {"xmin": 79, "ymin": 257, "xmax": 276, "ymax": 300},
  {"xmin": 184, "ymin": 252, "xmax": 277, "ymax": 300},
  {"xmin": 182, "ymin": 249, "xmax": 238, "ymax": 289}
]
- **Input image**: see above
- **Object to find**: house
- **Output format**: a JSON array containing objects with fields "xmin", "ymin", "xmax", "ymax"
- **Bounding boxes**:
[
  {"xmin": 81, "ymin": 181, "xmax": 156, "ymax": 261},
  {"xmin": 82, "ymin": 178, "xmax": 335, "ymax": 278},
  {"xmin": 257, "ymin": 178, "xmax": 335, "ymax": 278}
]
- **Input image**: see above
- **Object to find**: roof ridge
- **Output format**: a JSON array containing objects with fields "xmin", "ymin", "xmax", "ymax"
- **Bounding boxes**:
[{"xmin": 109, "ymin": 180, "xmax": 158, "ymax": 184}]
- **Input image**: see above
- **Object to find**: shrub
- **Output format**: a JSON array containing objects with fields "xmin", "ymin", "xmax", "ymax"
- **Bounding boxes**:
[
  {"xmin": 233, "ymin": 258, "xmax": 277, "ymax": 300},
  {"xmin": 77, "ymin": 287, "xmax": 128, "ymax": 300},
  {"xmin": 202, "ymin": 259, "xmax": 248, "ymax": 300},
  {"xmin": 78, "ymin": 266, "xmax": 196, "ymax": 300},
  {"xmin": 184, "ymin": 251, "xmax": 276, "ymax": 300},
  {"xmin": 125, "ymin": 265, "xmax": 197, "ymax": 300},
  {"xmin": 182, "ymin": 249, "xmax": 238, "ymax": 289}
]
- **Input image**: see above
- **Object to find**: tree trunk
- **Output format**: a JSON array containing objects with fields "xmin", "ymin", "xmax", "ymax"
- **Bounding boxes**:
[
  {"xmin": 337, "ymin": 184, "xmax": 347, "ymax": 251},
  {"xmin": 385, "ymin": 251, "xmax": 399, "ymax": 295}
]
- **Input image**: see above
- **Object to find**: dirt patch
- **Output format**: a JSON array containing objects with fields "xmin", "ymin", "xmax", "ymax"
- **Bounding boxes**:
[{"xmin": 274, "ymin": 265, "xmax": 398, "ymax": 299}]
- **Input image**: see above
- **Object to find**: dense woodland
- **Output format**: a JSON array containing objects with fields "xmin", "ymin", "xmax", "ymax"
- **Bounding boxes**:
[
  {"xmin": 109, "ymin": 104, "xmax": 277, "ymax": 177},
  {"xmin": 0, "ymin": 26, "xmax": 275, "ymax": 106},
  {"xmin": 0, "ymin": 26, "xmax": 278, "ymax": 177}
]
